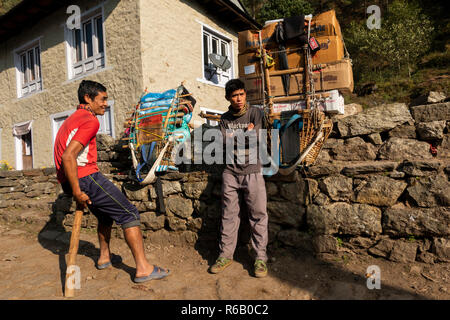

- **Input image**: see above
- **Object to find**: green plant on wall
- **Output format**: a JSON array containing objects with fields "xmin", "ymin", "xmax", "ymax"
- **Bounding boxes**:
[
  {"xmin": 341, "ymin": 254, "xmax": 350, "ymax": 264},
  {"xmin": 335, "ymin": 236, "xmax": 343, "ymax": 247}
]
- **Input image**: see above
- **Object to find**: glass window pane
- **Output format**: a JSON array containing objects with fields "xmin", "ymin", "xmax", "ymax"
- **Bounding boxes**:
[
  {"xmin": 203, "ymin": 33, "xmax": 209, "ymax": 66},
  {"xmin": 104, "ymin": 107, "xmax": 111, "ymax": 135},
  {"xmin": 35, "ymin": 47, "xmax": 41, "ymax": 79},
  {"xmin": 28, "ymin": 49, "xmax": 35, "ymax": 81},
  {"xmin": 21, "ymin": 54, "xmax": 28, "ymax": 84},
  {"xmin": 84, "ymin": 21, "xmax": 93, "ymax": 58},
  {"xmin": 221, "ymin": 42, "xmax": 228, "ymax": 58},
  {"xmin": 212, "ymin": 37, "xmax": 218, "ymax": 54},
  {"xmin": 96, "ymin": 17, "xmax": 104, "ymax": 54},
  {"xmin": 75, "ymin": 29, "xmax": 82, "ymax": 62},
  {"xmin": 96, "ymin": 107, "xmax": 111, "ymax": 136},
  {"xmin": 55, "ymin": 116, "xmax": 68, "ymax": 133},
  {"xmin": 97, "ymin": 114, "xmax": 105, "ymax": 134}
]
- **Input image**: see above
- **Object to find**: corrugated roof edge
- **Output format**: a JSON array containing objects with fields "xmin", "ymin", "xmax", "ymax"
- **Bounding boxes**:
[{"xmin": 220, "ymin": 0, "xmax": 261, "ymax": 29}]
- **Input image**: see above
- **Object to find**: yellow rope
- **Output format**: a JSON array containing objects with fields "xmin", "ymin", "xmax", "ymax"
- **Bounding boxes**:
[{"xmin": 135, "ymin": 127, "xmax": 164, "ymax": 140}]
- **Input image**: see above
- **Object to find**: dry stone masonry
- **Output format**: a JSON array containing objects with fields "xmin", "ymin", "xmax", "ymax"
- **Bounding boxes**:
[{"xmin": 0, "ymin": 98, "xmax": 448, "ymax": 265}]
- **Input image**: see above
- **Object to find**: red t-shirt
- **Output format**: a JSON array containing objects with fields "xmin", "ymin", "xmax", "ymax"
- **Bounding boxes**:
[{"xmin": 54, "ymin": 109, "xmax": 100, "ymax": 183}]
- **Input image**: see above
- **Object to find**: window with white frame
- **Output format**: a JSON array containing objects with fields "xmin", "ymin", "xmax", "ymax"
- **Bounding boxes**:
[
  {"xmin": 97, "ymin": 102, "xmax": 115, "ymax": 138},
  {"xmin": 66, "ymin": 11, "xmax": 105, "ymax": 79},
  {"xmin": 202, "ymin": 27, "xmax": 232, "ymax": 86},
  {"xmin": 50, "ymin": 110, "xmax": 75, "ymax": 143},
  {"xmin": 15, "ymin": 42, "xmax": 42, "ymax": 97},
  {"xmin": 50, "ymin": 101, "xmax": 114, "ymax": 142},
  {"xmin": 200, "ymin": 107, "xmax": 223, "ymax": 126}
]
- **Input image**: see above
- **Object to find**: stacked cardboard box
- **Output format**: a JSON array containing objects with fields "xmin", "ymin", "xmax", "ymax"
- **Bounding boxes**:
[
  {"xmin": 238, "ymin": 10, "xmax": 352, "ymax": 103},
  {"xmin": 237, "ymin": 22, "xmax": 278, "ymax": 77},
  {"xmin": 309, "ymin": 10, "xmax": 343, "ymax": 38},
  {"xmin": 238, "ymin": 22, "xmax": 279, "ymax": 54},
  {"xmin": 243, "ymin": 59, "xmax": 353, "ymax": 102}
]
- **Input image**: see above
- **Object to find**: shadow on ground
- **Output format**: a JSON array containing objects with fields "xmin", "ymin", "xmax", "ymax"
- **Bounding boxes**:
[
  {"xmin": 37, "ymin": 196, "xmax": 137, "ymax": 295},
  {"xmin": 184, "ymin": 165, "xmax": 431, "ymax": 300}
]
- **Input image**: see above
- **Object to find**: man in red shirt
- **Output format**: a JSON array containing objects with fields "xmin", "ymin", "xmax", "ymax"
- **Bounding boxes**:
[{"xmin": 54, "ymin": 80, "xmax": 170, "ymax": 283}]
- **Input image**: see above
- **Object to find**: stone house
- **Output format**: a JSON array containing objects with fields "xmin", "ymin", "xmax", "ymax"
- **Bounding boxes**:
[{"xmin": 0, "ymin": 0, "xmax": 258, "ymax": 169}]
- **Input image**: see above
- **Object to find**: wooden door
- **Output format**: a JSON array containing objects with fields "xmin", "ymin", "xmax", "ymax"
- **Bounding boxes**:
[{"xmin": 21, "ymin": 132, "xmax": 33, "ymax": 170}]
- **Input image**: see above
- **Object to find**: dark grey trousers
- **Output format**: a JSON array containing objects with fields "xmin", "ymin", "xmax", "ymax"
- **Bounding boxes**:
[{"xmin": 219, "ymin": 171, "xmax": 268, "ymax": 262}]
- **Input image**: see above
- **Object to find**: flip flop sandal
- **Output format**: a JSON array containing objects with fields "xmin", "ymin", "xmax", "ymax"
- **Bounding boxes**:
[
  {"xmin": 133, "ymin": 266, "xmax": 171, "ymax": 283},
  {"xmin": 96, "ymin": 254, "xmax": 122, "ymax": 270}
]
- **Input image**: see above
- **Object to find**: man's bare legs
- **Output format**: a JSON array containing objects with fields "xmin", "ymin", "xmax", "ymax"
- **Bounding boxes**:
[
  {"xmin": 97, "ymin": 222, "xmax": 112, "ymax": 266},
  {"xmin": 97, "ymin": 223, "xmax": 154, "ymax": 276},
  {"xmin": 124, "ymin": 226, "xmax": 154, "ymax": 277}
]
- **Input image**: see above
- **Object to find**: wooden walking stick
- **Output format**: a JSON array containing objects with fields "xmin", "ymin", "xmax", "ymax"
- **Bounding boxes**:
[{"xmin": 64, "ymin": 206, "xmax": 84, "ymax": 298}]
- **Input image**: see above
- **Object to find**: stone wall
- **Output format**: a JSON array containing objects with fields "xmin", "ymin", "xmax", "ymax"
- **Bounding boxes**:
[
  {"xmin": 0, "ymin": 101, "xmax": 448, "ymax": 265},
  {"xmin": 0, "ymin": 168, "xmax": 60, "ymax": 214},
  {"xmin": 307, "ymin": 100, "xmax": 450, "ymax": 264}
]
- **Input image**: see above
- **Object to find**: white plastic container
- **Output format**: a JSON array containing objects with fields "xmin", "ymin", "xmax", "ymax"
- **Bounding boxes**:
[
  {"xmin": 324, "ymin": 90, "xmax": 345, "ymax": 114},
  {"xmin": 254, "ymin": 90, "xmax": 345, "ymax": 115},
  {"xmin": 264, "ymin": 19, "xmax": 283, "ymax": 26}
]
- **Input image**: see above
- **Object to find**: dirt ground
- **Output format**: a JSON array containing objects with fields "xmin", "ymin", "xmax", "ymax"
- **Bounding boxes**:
[{"xmin": 0, "ymin": 220, "xmax": 448, "ymax": 301}]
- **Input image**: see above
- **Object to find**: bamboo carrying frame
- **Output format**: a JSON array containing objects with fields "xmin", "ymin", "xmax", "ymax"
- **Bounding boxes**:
[{"xmin": 122, "ymin": 84, "xmax": 193, "ymax": 184}]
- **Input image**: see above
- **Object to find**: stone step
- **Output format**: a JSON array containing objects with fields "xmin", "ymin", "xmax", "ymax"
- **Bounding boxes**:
[
  {"xmin": 0, "ymin": 208, "xmax": 52, "ymax": 229},
  {"xmin": 0, "ymin": 196, "xmax": 56, "ymax": 211}
]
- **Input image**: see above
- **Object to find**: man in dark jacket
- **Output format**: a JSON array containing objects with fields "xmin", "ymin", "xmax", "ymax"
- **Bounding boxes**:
[{"xmin": 210, "ymin": 79, "xmax": 268, "ymax": 278}]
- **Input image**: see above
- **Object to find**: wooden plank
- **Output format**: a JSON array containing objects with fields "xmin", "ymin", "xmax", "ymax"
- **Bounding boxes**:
[
  {"xmin": 245, "ymin": 64, "xmax": 329, "ymax": 80},
  {"xmin": 198, "ymin": 112, "xmax": 221, "ymax": 121},
  {"xmin": 127, "ymin": 105, "xmax": 188, "ymax": 115},
  {"xmin": 268, "ymin": 109, "xmax": 309, "ymax": 119},
  {"xmin": 248, "ymin": 92, "xmax": 330, "ymax": 105},
  {"xmin": 136, "ymin": 112, "xmax": 185, "ymax": 121},
  {"xmin": 123, "ymin": 118, "xmax": 183, "ymax": 128}
]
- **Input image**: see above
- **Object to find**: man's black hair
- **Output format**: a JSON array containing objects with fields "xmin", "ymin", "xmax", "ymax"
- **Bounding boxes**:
[
  {"xmin": 225, "ymin": 79, "xmax": 246, "ymax": 99},
  {"xmin": 78, "ymin": 80, "xmax": 107, "ymax": 104}
]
